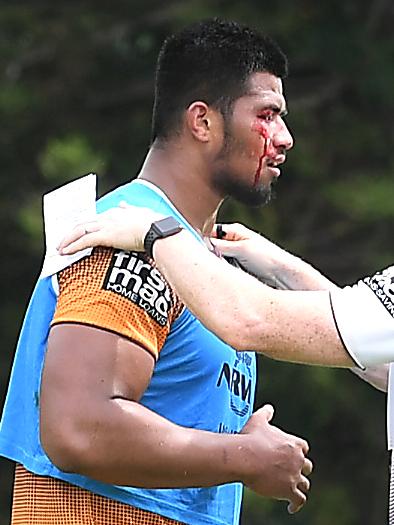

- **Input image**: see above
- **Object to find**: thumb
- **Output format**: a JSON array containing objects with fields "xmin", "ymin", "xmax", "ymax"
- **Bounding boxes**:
[{"xmin": 256, "ymin": 404, "xmax": 275, "ymax": 422}]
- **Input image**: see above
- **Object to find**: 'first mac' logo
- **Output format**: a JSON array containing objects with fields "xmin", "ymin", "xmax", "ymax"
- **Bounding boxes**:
[{"xmin": 103, "ymin": 250, "xmax": 172, "ymax": 326}]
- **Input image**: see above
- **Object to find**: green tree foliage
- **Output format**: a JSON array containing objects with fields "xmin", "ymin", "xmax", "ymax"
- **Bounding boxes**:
[{"xmin": 1, "ymin": 1, "xmax": 393, "ymax": 524}]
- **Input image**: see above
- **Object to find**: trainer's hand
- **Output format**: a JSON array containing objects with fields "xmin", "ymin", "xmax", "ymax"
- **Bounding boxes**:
[
  {"xmin": 240, "ymin": 404, "xmax": 312, "ymax": 514},
  {"xmin": 211, "ymin": 223, "xmax": 291, "ymax": 287},
  {"xmin": 58, "ymin": 203, "xmax": 163, "ymax": 255}
]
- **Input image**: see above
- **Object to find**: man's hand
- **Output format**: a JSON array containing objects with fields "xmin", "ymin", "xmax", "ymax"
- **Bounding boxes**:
[
  {"xmin": 58, "ymin": 203, "xmax": 163, "ymax": 255},
  {"xmin": 240, "ymin": 404, "xmax": 312, "ymax": 514}
]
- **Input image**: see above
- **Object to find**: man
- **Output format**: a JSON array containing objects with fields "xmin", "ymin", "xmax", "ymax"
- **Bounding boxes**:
[{"xmin": 0, "ymin": 19, "xmax": 313, "ymax": 525}]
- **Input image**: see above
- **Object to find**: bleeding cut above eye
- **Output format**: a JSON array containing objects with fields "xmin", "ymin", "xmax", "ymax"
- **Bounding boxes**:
[{"xmin": 252, "ymin": 119, "xmax": 269, "ymax": 139}]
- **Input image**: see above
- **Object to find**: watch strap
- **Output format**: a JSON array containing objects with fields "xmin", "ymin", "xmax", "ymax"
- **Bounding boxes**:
[{"xmin": 143, "ymin": 216, "xmax": 183, "ymax": 259}]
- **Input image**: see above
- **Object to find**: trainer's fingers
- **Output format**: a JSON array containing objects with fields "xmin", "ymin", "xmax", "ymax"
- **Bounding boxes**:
[
  {"xmin": 57, "ymin": 222, "xmax": 100, "ymax": 251},
  {"xmin": 210, "ymin": 224, "xmax": 224, "ymax": 239},
  {"xmin": 287, "ymin": 489, "xmax": 307, "ymax": 514},
  {"xmin": 210, "ymin": 238, "xmax": 243, "ymax": 257},
  {"xmin": 59, "ymin": 230, "xmax": 104, "ymax": 255},
  {"xmin": 211, "ymin": 223, "xmax": 251, "ymax": 241},
  {"xmin": 210, "ymin": 224, "xmax": 242, "ymax": 241},
  {"xmin": 302, "ymin": 458, "xmax": 313, "ymax": 477}
]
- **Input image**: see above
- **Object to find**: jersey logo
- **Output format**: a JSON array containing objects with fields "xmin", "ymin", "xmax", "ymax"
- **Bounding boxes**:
[
  {"xmin": 103, "ymin": 250, "xmax": 173, "ymax": 326},
  {"xmin": 363, "ymin": 266, "xmax": 394, "ymax": 318},
  {"xmin": 216, "ymin": 351, "xmax": 254, "ymax": 418}
]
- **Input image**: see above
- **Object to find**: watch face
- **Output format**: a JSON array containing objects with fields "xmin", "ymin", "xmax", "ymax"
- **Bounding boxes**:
[{"xmin": 154, "ymin": 216, "xmax": 182, "ymax": 236}]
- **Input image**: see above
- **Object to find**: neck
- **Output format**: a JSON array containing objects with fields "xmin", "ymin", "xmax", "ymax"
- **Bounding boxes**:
[{"xmin": 137, "ymin": 140, "xmax": 223, "ymax": 236}]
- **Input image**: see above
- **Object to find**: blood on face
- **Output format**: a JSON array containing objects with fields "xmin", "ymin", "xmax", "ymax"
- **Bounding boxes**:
[{"xmin": 251, "ymin": 114, "xmax": 275, "ymax": 187}]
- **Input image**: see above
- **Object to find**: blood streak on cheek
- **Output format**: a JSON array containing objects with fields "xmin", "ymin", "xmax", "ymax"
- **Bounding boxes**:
[{"xmin": 251, "ymin": 120, "xmax": 273, "ymax": 187}]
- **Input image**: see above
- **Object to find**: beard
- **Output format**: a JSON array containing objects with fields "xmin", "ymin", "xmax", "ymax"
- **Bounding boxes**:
[{"xmin": 212, "ymin": 169, "xmax": 275, "ymax": 206}]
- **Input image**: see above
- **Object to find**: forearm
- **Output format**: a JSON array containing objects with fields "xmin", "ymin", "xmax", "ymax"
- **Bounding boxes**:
[
  {"xmin": 267, "ymin": 252, "xmax": 337, "ymax": 291},
  {"xmin": 153, "ymin": 232, "xmax": 353, "ymax": 367},
  {"xmin": 44, "ymin": 396, "xmax": 250, "ymax": 488},
  {"xmin": 241, "ymin": 241, "xmax": 337, "ymax": 291}
]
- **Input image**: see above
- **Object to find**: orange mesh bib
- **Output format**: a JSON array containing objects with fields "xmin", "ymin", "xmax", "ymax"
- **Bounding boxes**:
[{"xmin": 11, "ymin": 465, "xmax": 185, "ymax": 525}]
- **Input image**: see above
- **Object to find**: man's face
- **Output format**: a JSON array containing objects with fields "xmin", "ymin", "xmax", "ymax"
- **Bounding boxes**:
[{"xmin": 212, "ymin": 72, "xmax": 293, "ymax": 206}]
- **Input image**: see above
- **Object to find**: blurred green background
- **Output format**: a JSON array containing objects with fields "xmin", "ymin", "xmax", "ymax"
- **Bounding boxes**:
[{"xmin": 0, "ymin": 1, "xmax": 393, "ymax": 524}]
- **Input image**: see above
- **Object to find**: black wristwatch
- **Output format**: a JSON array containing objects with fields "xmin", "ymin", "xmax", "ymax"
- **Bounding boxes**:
[{"xmin": 143, "ymin": 216, "xmax": 183, "ymax": 259}]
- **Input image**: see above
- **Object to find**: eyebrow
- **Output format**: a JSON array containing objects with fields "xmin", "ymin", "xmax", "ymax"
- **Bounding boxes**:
[
  {"xmin": 245, "ymin": 90, "xmax": 288, "ymax": 116},
  {"xmin": 258, "ymin": 104, "xmax": 288, "ymax": 117}
]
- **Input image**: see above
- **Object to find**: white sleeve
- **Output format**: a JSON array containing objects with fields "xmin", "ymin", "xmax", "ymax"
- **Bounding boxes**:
[
  {"xmin": 387, "ymin": 364, "xmax": 394, "ymax": 449},
  {"xmin": 329, "ymin": 266, "xmax": 394, "ymax": 369}
]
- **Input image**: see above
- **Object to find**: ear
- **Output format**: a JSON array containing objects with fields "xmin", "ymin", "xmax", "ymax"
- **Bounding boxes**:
[{"xmin": 185, "ymin": 101, "xmax": 216, "ymax": 142}]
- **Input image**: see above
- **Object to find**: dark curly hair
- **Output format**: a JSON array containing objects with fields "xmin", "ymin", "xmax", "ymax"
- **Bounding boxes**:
[{"xmin": 151, "ymin": 18, "xmax": 287, "ymax": 141}]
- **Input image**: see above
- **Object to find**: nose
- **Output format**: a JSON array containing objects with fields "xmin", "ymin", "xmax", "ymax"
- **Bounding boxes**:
[{"xmin": 273, "ymin": 117, "xmax": 294, "ymax": 151}]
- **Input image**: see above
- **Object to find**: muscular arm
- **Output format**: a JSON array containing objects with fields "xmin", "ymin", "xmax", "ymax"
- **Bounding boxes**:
[
  {"xmin": 41, "ymin": 324, "xmax": 245, "ymax": 487},
  {"xmin": 40, "ymin": 323, "xmax": 311, "ymax": 509}
]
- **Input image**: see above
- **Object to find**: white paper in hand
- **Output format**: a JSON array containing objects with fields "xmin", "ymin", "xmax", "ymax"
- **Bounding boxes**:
[{"xmin": 40, "ymin": 174, "xmax": 97, "ymax": 278}]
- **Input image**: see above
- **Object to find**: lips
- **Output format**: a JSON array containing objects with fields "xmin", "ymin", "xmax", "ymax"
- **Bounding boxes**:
[
  {"xmin": 266, "ymin": 155, "xmax": 285, "ymax": 168},
  {"xmin": 265, "ymin": 156, "xmax": 285, "ymax": 177},
  {"xmin": 267, "ymin": 165, "xmax": 281, "ymax": 178}
]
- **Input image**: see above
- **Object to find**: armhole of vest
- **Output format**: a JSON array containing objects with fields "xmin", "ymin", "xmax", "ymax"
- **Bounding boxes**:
[{"xmin": 170, "ymin": 304, "xmax": 188, "ymax": 330}]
